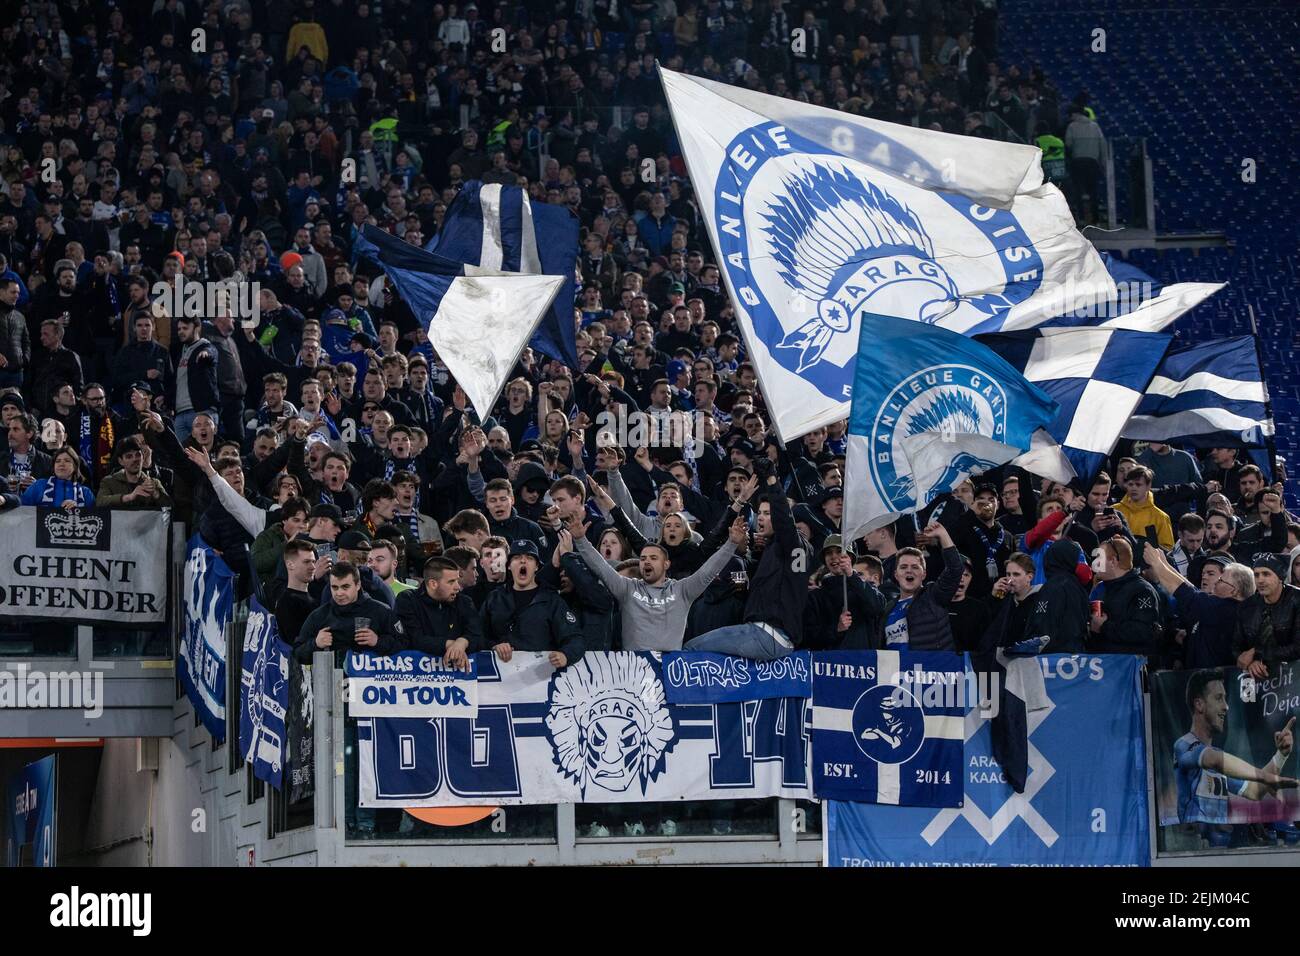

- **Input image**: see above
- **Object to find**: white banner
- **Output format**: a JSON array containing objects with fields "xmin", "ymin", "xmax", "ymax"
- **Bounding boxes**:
[
  {"xmin": 0, "ymin": 508, "xmax": 171, "ymax": 624},
  {"xmin": 357, "ymin": 652, "xmax": 813, "ymax": 807},
  {"xmin": 344, "ymin": 650, "xmax": 479, "ymax": 718}
]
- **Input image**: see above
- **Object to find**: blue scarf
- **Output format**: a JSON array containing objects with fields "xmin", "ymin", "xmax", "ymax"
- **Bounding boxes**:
[
  {"xmin": 40, "ymin": 477, "xmax": 91, "ymax": 507},
  {"xmin": 79, "ymin": 412, "xmax": 92, "ymax": 469}
]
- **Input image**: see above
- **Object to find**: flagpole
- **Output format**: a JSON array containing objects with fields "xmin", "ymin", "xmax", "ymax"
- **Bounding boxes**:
[{"xmin": 1247, "ymin": 304, "xmax": 1281, "ymax": 482}]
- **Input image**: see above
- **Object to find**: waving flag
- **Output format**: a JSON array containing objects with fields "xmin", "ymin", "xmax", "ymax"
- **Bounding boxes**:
[
  {"xmin": 659, "ymin": 66, "xmax": 1112, "ymax": 442},
  {"xmin": 1123, "ymin": 336, "xmax": 1274, "ymax": 447},
  {"xmin": 428, "ymin": 181, "xmax": 580, "ymax": 368},
  {"xmin": 979, "ymin": 326, "xmax": 1173, "ymax": 482},
  {"xmin": 842, "ymin": 316, "xmax": 1058, "ymax": 539},
  {"xmin": 361, "ymin": 225, "xmax": 564, "ymax": 418}
]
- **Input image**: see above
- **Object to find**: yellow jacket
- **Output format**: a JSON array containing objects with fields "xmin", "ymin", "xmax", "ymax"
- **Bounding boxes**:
[
  {"xmin": 287, "ymin": 22, "xmax": 328, "ymax": 63},
  {"xmin": 1115, "ymin": 492, "xmax": 1173, "ymax": 550}
]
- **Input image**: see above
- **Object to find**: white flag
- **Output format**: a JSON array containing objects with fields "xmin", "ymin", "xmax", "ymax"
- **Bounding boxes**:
[{"xmin": 659, "ymin": 67, "xmax": 1114, "ymax": 442}]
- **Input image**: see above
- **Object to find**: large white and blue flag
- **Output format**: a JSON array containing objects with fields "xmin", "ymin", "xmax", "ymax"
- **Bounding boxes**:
[
  {"xmin": 356, "ymin": 183, "xmax": 580, "ymax": 369},
  {"xmin": 361, "ymin": 224, "xmax": 565, "ymax": 418},
  {"xmin": 841, "ymin": 316, "xmax": 1058, "ymax": 539},
  {"xmin": 979, "ymin": 326, "xmax": 1173, "ymax": 482},
  {"xmin": 1123, "ymin": 335, "xmax": 1274, "ymax": 447},
  {"xmin": 659, "ymin": 67, "xmax": 1113, "ymax": 441}
]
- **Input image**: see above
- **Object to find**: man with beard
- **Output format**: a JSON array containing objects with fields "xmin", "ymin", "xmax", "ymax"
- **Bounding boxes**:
[
  {"xmin": 395, "ymin": 556, "xmax": 481, "ymax": 670},
  {"xmin": 953, "ymin": 482, "xmax": 1014, "ymax": 598},
  {"xmin": 1188, "ymin": 504, "xmax": 1288, "ymax": 586},
  {"xmin": 96, "ymin": 434, "xmax": 172, "ymax": 508}
]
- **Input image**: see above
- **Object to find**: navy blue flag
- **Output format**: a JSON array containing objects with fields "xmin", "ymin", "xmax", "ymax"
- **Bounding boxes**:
[
  {"xmin": 811, "ymin": 650, "xmax": 966, "ymax": 807},
  {"xmin": 6, "ymin": 755, "xmax": 56, "ymax": 866},
  {"xmin": 661, "ymin": 651, "xmax": 812, "ymax": 704},
  {"xmin": 842, "ymin": 315, "xmax": 1058, "ymax": 538},
  {"xmin": 240, "ymin": 598, "xmax": 291, "ymax": 789},
  {"xmin": 364, "ymin": 181, "xmax": 579, "ymax": 368},
  {"xmin": 1123, "ymin": 335, "xmax": 1274, "ymax": 448},
  {"xmin": 180, "ymin": 535, "xmax": 235, "ymax": 741},
  {"xmin": 825, "ymin": 655, "xmax": 1149, "ymax": 866}
]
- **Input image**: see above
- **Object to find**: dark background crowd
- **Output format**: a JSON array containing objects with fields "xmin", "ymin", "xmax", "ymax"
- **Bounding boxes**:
[{"xmin": 0, "ymin": 0, "xmax": 1293, "ymax": 694}]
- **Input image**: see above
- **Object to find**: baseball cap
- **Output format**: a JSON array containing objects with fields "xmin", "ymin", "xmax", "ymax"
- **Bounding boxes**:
[
  {"xmin": 509, "ymin": 538, "xmax": 540, "ymax": 560},
  {"xmin": 669, "ymin": 282, "xmax": 685, "ymax": 294},
  {"xmin": 1202, "ymin": 554, "xmax": 1233, "ymax": 571},
  {"xmin": 337, "ymin": 529, "xmax": 372, "ymax": 552},
  {"xmin": 666, "ymin": 359, "xmax": 688, "ymax": 380},
  {"xmin": 310, "ymin": 503, "xmax": 344, "ymax": 525},
  {"xmin": 129, "ymin": 380, "xmax": 154, "ymax": 397},
  {"xmin": 820, "ymin": 533, "xmax": 852, "ymax": 557}
]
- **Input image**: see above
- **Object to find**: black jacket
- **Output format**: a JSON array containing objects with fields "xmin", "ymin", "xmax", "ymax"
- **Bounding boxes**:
[
  {"xmin": 559, "ymin": 552, "xmax": 617, "ymax": 651},
  {"xmin": 293, "ymin": 593, "xmax": 406, "ymax": 663},
  {"xmin": 481, "ymin": 585, "xmax": 585, "ymax": 664},
  {"xmin": 1233, "ymin": 586, "xmax": 1300, "ymax": 667},
  {"xmin": 1091, "ymin": 569, "xmax": 1162, "ymax": 659},
  {"xmin": 740, "ymin": 484, "xmax": 813, "ymax": 645},
  {"xmin": 395, "ymin": 587, "xmax": 484, "ymax": 655},
  {"xmin": 1035, "ymin": 539, "xmax": 1091, "ymax": 653},
  {"xmin": 881, "ymin": 546, "xmax": 965, "ymax": 651},
  {"xmin": 172, "ymin": 337, "xmax": 221, "ymax": 414}
]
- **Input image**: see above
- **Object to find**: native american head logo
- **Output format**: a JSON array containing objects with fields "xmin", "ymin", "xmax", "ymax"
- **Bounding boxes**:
[
  {"xmin": 757, "ymin": 161, "xmax": 1014, "ymax": 374},
  {"xmin": 544, "ymin": 654, "xmax": 676, "ymax": 796}
]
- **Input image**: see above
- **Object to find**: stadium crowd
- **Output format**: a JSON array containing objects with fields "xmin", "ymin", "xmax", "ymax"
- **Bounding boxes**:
[{"xmin": 0, "ymin": 0, "xmax": 1294, "ymax": 689}]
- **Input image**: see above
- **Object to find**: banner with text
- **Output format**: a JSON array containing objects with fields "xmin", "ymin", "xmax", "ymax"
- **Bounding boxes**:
[
  {"xmin": 662, "ymin": 651, "xmax": 812, "ymax": 704},
  {"xmin": 345, "ymin": 650, "xmax": 479, "ymax": 718},
  {"xmin": 5, "ymin": 754, "xmax": 56, "ymax": 867},
  {"xmin": 357, "ymin": 651, "xmax": 812, "ymax": 807},
  {"xmin": 0, "ymin": 508, "xmax": 169, "ymax": 624},
  {"xmin": 1151, "ymin": 664, "xmax": 1299, "ymax": 827},
  {"xmin": 180, "ymin": 536, "xmax": 234, "ymax": 741},
  {"xmin": 825, "ymin": 654, "xmax": 1149, "ymax": 866},
  {"xmin": 812, "ymin": 650, "xmax": 967, "ymax": 807}
]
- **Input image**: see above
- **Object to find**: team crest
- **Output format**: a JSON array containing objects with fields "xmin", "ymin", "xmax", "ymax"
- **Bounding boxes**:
[
  {"xmin": 869, "ymin": 365, "xmax": 1007, "ymax": 509},
  {"xmin": 714, "ymin": 123, "xmax": 1041, "ymax": 400},
  {"xmin": 544, "ymin": 654, "xmax": 677, "ymax": 796},
  {"xmin": 852, "ymin": 684, "xmax": 924, "ymax": 765}
]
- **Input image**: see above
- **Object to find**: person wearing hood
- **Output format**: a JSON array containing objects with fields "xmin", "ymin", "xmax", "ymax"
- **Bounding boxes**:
[
  {"xmin": 1031, "ymin": 540, "xmax": 1091, "ymax": 653},
  {"xmin": 509, "ymin": 458, "xmax": 552, "ymax": 523},
  {"xmin": 1088, "ymin": 536, "xmax": 1163, "ymax": 661}
]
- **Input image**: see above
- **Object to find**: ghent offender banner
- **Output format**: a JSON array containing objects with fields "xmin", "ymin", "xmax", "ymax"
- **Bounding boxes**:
[{"xmin": 0, "ymin": 508, "xmax": 170, "ymax": 625}]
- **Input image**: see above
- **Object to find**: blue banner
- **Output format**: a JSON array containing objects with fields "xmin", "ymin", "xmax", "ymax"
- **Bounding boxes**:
[
  {"xmin": 826, "ymin": 654, "xmax": 1150, "ymax": 866},
  {"xmin": 179, "ymin": 535, "xmax": 235, "ymax": 741},
  {"xmin": 6, "ymin": 754, "xmax": 56, "ymax": 867},
  {"xmin": 661, "ymin": 651, "xmax": 812, "ymax": 704},
  {"xmin": 240, "ymin": 598, "xmax": 291, "ymax": 789},
  {"xmin": 812, "ymin": 650, "xmax": 966, "ymax": 806},
  {"xmin": 344, "ymin": 650, "xmax": 479, "ymax": 717}
]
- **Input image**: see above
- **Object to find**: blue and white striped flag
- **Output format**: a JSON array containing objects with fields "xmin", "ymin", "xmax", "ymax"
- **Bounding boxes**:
[
  {"xmin": 361, "ymin": 225, "xmax": 564, "ymax": 418},
  {"xmin": 812, "ymin": 650, "xmax": 967, "ymax": 807},
  {"xmin": 1123, "ymin": 336, "xmax": 1274, "ymax": 447},
  {"xmin": 659, "ymin": 67, "xmax": 1113, "ymax": 442},
  {"xmin": 980, "ymin": 327, "xmax": 1173, "ymax": 482}
]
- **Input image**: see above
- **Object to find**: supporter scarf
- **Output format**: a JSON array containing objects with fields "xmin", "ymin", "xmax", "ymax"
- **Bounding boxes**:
[
  {"xmin": 319, "ymin": 489, "xmax": 334, "ymax": 505},
  {"xmin": 39, "ymin": 477, "xmax": 91, "ymax": 507},
  {"xmin": 384, "ymin": 456, "xmax": 422, "ymax": 530},
  {"xmin": 972, "ymin": 520, "xmax": 1007, "ymax": 579}
]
